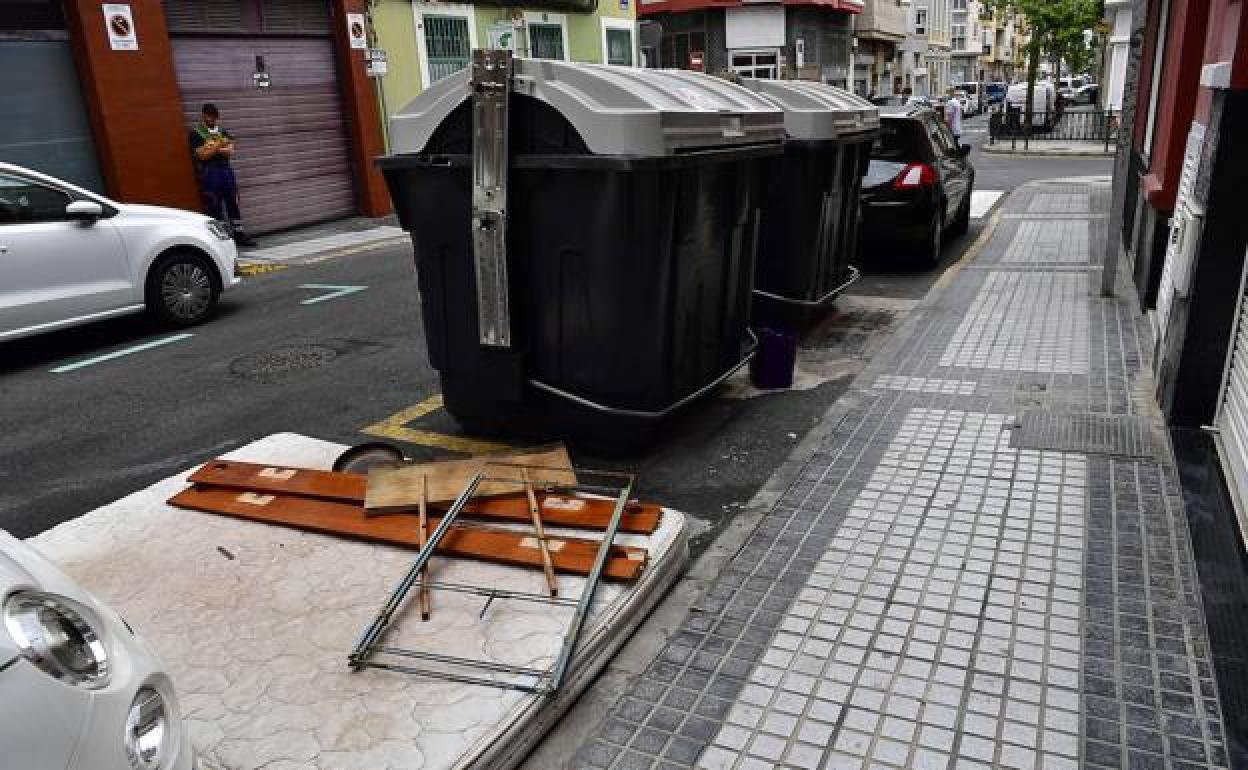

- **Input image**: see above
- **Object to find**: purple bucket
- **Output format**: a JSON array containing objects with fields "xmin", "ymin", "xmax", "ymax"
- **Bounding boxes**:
[{"xmin": 750, "ymin": 327, "xmax": 798, "ymax": 389}]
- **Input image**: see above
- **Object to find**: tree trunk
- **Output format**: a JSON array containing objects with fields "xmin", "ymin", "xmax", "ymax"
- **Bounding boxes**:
[{"xmin": 1025, "ymin": 42, "xmax": 1039, "ymax": 137}]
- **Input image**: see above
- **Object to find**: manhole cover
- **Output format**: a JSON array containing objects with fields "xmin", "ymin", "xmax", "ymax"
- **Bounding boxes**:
[
  {"xmin": 1010, "ymin": 410, "xmax": 1159, "ymax": 458},
  {"xmin": 231, "ymin": 345, "xmax": 337, "ymax": 378}
]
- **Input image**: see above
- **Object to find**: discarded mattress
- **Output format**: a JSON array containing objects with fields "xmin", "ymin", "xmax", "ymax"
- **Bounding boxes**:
[{"xmin": 28, "ymin": 433, "xmax": 690, "ymax": 770}]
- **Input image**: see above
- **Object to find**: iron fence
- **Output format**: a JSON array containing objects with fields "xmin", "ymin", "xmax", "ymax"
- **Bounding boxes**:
[{"xmin": 989, "ymin": 106, "xmax": 1119, "ymax": 153}]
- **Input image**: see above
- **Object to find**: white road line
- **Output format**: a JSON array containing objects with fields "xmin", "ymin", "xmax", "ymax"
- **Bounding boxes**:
[
  {"xmin": 299, "ymin": 284, "xmax": 368, "ymax": 305},
  {"xmin": 50, "ymin": 333, "xmax": 194, "ymax": 373},
  {"xmin": 970, "ymin": 190, "xmax": 1005, "ymax": 219}
]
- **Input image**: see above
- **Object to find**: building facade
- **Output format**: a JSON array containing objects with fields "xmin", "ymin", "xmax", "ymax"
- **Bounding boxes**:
[
  {"xmin": 635, "ymin": 0, "xmax": 860, "ymax": 87},
  {"xmin": 370, "ymin": 0, "xmax": 638, "ymax": 131},
  {"xmin": 0, "ymin": 0, "xmax": 390, "ymax": 234},
  {"xmin": 853, "ymin": 0, "xmax": 907, "ymax": 97},
  {"xmin": 948, "ymin": 0, "xmax": 982, "ymax": 85},
  {"xmin": 1104, "ymin": 0, "xmax": 1248, "ymax": 534},
  {"xmin": 897, "ymin": 0, "xmax": 949, "ymax": 96},
  {"xmin": 1101, "ymin": 0, "xmax": 1133, "ymax": 110}
]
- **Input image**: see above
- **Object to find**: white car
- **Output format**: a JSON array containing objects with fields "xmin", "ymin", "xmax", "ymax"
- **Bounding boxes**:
[
  {"xmin": 0, "ymin": 530, "xmax": 192, "ymax": 769},
  {"xmin": 0, "ymin": 162, "xmax": 240, "ymax": 343}
]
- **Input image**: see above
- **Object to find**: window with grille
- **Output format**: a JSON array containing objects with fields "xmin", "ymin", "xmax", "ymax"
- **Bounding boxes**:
[
  {"xmin": 915, "ymin": 9, "xmax": 927, "ymax": 35},
  {"xmin": 606, "ymin": 28, "xmax": 633, "ymax": 66},
  {"xmin": 731, "ymin": 50, "xmax": 777, "ymax": 79},
  {"xmin": 423, "ymin": 15, "xmax": 471, "ymax": 84},
  {"xmin": 529, "ymin": 23, "xmax": 565, "ymax": 60}
]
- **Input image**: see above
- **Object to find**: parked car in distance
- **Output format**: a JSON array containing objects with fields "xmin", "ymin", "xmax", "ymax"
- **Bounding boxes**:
[
  {"xmin": 1065, "ymin": 83, "xmax": 1100, "ymax": 106},
  {"xmin": 1006, "ymin": 80, "xmax": 1057, "ymax": 128},
  {"xmin": 984, "ymin": 81, "xmax": 1008, "ymax": 108},
  {"xmin": 0, "ymin": 162, "xmax": 240, "ymax": 344},
  {"xmin": 859, "ymin": 106, "xmax": 975, "ymax": 266},
  {"xmin": 0, "ymin": 530, "xmax": 193, "ymax": 769}
]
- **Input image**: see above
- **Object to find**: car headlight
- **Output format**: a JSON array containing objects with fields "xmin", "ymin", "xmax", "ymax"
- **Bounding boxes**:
[
  {"xmin": 206, "ymin": 220, "xmax": 232, "ymax": 241},
  {"xmin": 125, "ymin": 687, "xmax": 171, "ymax": 769},
  {"xmin": 2, "ymin": 591, "xmax": 111, "ymax": 688}
]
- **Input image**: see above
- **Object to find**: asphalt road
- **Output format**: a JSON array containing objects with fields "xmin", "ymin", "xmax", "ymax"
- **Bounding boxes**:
[{"xmin": 0, "ymin": 113, "xmax": 1111, "ymax": 552}]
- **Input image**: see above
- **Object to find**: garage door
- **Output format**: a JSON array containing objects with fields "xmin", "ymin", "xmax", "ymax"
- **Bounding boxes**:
[
  {"xmin": 170, "ymin": 36, "xmax": 355, "ymax": 234},
  {"xmin": 1215, "ymin": 248, "xmax": 1248, "ymax": 546},
  {"xmin": 0, "ymin": 40, "xmax": 102, "ymax": 192}
]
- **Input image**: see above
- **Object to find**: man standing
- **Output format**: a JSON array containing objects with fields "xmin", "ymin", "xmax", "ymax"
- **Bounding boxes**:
[
  {"xmin": 945, "ymin": 87, "xmax": 964, "ymax": 145},
  {"xmin": 189, "ymin": 103, "xmax": 256, "ymax": 247}
]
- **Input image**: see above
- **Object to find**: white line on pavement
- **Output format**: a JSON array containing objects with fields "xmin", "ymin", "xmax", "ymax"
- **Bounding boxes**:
[
  {"xmin": 299, "ymin": 284, "xmax": 369, "ymax": 305},
  {"xmin": 50, "ymin": 333, "xmax": 194, "ymax": 373},
  {"xmin": 971, "ymin": 190, "xmax": 1005, "ymax": 219}
]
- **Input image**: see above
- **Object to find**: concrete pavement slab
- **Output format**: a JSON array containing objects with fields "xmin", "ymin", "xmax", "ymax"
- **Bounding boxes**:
[{"xmin": 572, "ymin": 178, "xmax": 1230, "ymax": 770}]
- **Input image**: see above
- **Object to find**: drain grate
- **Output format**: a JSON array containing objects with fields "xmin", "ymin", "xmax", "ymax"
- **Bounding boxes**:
[
  {"xmin": 1010, "ymin": 410, "xmax": 1159, "ymax": 458},
  {"xmin": 231, "ymin": 345, "xmax": 338, "ymax": 378}
]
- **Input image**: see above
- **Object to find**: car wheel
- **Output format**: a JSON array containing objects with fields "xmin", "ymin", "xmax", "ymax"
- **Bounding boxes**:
[
  {"xmin": 951, "ymin": 192, "xmax": 971, "ymax": 237},
  {"xmin": 146, "ymin": 250, "xmax": 219, "ymax": 327},
  {"xmin": 922, "ymin": 210, "xmax": 944, "ymax": 268}
]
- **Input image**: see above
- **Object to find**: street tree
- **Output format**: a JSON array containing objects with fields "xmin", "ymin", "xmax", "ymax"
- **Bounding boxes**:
[{"xmin": 986, "ymin": 0, "xmax": 1101, "ymax": 128}]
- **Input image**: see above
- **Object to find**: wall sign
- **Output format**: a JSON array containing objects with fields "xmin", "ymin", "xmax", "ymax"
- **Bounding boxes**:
[
  {"xmin": 346, "ymin": 12, "xmax": 368, "ymax": 49},
  {"xmin": 102, "ymin": 4, "xmax": 138, "ymax": 51},
  {"xmin": 366, "ymin": 48, "xmax": 388, "ymax": 78}
]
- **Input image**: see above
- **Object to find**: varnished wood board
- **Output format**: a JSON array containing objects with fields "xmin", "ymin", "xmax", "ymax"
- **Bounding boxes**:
[
  {"xmin": 168, "ymin": 485, "xmax": 646, "ymax": 581},
  {"xmin": 188, "ymin": 459, "xmax": 660, "ymax": 534},
  {"xmin": 365, "ymin": 444, "xmax": 578, "ymax": 510}
]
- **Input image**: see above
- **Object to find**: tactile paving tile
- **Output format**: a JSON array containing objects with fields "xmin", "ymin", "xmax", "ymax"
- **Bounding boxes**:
[{"xmin": 1010, "ymin": 410, "xmax": 1159, "ymax": 459}]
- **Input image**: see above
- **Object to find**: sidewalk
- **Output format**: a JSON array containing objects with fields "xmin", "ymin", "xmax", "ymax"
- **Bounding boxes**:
[
  {"xmin": 981, "ymin": 138, "xmax": 1115, "ymax": 157},
  {"xmin": 235, "ymin": 215, "xmax": 405, "ymax": 269},
  {"xmin": 570, "ymin": 178, "xmax": 1231, "ymax": 770}
]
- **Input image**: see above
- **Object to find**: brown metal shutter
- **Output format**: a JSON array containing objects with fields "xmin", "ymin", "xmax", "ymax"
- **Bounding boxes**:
[
  {"xmin": 171, "ymin": 36, "xmax": 355, "ymax": 233},
  {"xmin": 163, "ymin": 0, "xmax": 246, "ymax": 32}
]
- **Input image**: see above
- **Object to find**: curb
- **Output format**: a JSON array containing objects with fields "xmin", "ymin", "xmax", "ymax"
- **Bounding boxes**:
[{"xmin": 980, "ymin": 143, "xmax": 1114, "ymax": 158}]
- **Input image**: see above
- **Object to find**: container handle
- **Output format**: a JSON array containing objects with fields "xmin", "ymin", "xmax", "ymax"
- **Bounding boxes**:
[
  {"xmin": 752, "ymin": 265, "xmax": 860, "ymax": 308},
  {"xmin": 526, "ymin": 329, "xmax": 759, "ymax": 420}
]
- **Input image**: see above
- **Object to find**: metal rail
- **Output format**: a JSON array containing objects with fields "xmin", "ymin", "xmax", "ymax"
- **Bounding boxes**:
[
  {"xmin": 348, "ymin": 465, "xmax": 640, "ymax": 697},
  {"xmin": 753, "ymin": 265, "xmax": 861, "ymax": 308},
  {"xmin": 349, "ymin": 473, "xmax": 484, "ymax": 667}
]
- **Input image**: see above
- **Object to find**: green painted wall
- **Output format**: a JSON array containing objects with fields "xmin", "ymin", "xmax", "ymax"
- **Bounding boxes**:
[
  {"xmin": 371, "ymin": 0, "xmax": 424, "ymax": 130},
  {"xmin": 369, "ymin": 0, "xmax": 638, "ymax": 133}
]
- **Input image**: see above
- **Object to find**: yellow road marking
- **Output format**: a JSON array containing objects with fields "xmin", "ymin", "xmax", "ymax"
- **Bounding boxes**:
[
  {"xmin": 361, "ymin": 394, "xmax": 512, "ymax": 454},
  {"xmin": 237, "ymin": 261, "xmax": 290, "ymax": 276}
]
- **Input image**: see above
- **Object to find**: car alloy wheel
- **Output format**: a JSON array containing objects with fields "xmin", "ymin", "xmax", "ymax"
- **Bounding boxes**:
[{"xmin": 160, "ymin": 261, "xmax": 213, "ymax": 323}]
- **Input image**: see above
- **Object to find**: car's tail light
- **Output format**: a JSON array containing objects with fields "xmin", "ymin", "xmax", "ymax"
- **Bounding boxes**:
[{"xmin": 893, "ymin": 163, "xmax": 937, "ymax": 190}]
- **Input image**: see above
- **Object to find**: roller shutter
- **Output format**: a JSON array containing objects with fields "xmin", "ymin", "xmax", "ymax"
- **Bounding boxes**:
[
  {"xmin": 166, "ymin": 0, "xmax": 354, "ymax": 234},
  {"xmin": 0, "ymin": 40, "xmax": 102, "ymax": 192},
  {"xmin": 1215, "ymin": 250, "xmax": 1248, "ymax": 545}
]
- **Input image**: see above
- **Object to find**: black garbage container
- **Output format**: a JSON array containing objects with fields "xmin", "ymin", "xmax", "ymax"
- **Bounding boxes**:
[
  {"xmin": 380, "ymin": 52, "xmax": 785, "ymax": 451},
  {"xmin": 737, "ymin": 79, "xmax": 880, "ymax": 331}
]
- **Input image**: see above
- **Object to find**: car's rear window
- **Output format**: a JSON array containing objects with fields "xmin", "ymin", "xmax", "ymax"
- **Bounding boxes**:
[{"xmin": 871, "ymin": 119, "xmax": 923, "ymax": 162}]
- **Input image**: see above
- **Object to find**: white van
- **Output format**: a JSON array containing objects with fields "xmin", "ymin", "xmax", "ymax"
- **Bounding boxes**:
[
  {"xmin": 1006, "ymin": 80, "xmax": 1056, "ymax": 129},
  {"xmin": 957, "ymin": 82, "xmax": 981, "ymax": 114}
]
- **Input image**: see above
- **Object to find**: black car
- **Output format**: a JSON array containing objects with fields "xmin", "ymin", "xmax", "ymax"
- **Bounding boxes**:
[{"xmin": 859, "ymin": 106, "xmax": 975, "ymax": 266}]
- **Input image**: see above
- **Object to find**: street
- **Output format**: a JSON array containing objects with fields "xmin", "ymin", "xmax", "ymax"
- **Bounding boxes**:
[{"xmin": 0, "ymin": 112, "xmax": 1111, "ymax": 550}]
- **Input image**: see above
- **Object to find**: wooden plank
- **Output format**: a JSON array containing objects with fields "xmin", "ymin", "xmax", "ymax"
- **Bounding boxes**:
[
  {"xmin": 168, "ymin": 486, "xmax": 646, "ymax": 581},
  {"xmin": 364, "ymin": 445, "xmax": 578, "ymax": 510},
  {"xmin": 187, "ymin": 459, "xmax": 661, "ymax": 534}
]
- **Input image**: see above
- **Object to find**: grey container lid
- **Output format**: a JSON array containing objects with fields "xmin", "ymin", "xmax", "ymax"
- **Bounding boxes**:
[
  {"xmin": 738, "ymin": 79, "xmax": 880, "ymax": 141},
  {"xmin": 389, "ymin": 58, "xmax": 785, "ymax": 158}
]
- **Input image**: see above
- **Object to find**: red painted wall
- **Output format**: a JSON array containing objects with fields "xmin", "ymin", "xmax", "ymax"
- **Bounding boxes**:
[
  {"xmin": 1140, "ymin": 0, "xmax": 1211, "ymax": 210},
  {"xmin": 331, "ymin": 0, "xmax": 391, "ymax": 218},
  {"xmin": 65, "ymin": 0, "xmax": 200, "ymax": 209}
]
